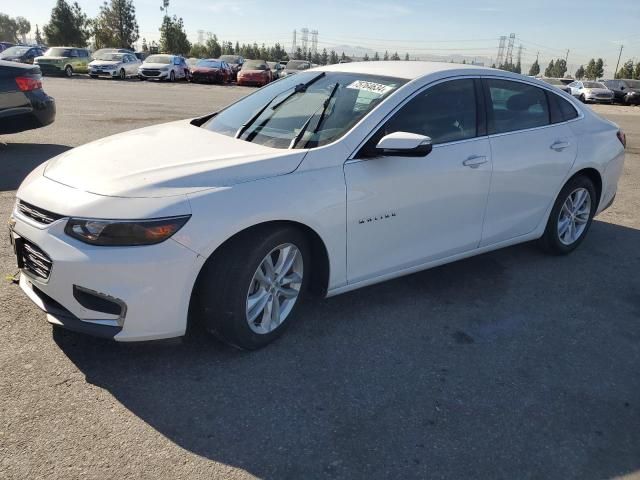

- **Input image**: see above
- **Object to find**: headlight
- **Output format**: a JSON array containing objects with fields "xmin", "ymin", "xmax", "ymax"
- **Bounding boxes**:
[{"xmin": 65, "ymin": 215, "xmax": 191, "ymax": 246}]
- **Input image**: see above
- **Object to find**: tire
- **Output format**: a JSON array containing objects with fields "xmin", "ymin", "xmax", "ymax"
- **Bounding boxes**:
[
  {"xmin": 538, "ymin": 175, "xmax": 597, "ymax": 255},
  {"xmin": 169, "ymin": 70, "xmax": 175, "ymax": 82},
  {"xmin": 64, "ymin": 65, "xmax": 73, "ymax": 77},
  {"xmin": 89, "ymin": 75, "xmax": 98, "ymax": 79},
  {"xmin": 119, "ymin": 68, "xmax": 126, "ymax": 80},
  {"xmin": 193, "ymin": 226, "xmax": 310, "ymax": 350},
  {"xmin": 579, "ymin": 94, "xmax": 586, "ymax": 103}
]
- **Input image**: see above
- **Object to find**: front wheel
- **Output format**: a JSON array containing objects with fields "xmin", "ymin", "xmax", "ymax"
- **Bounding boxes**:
[
  {"xmin": 169, "ymin": 70, "xmax": 175, "ymax": 82},
  {"xmin": 580, "ymin": 94, "xmax": 587, "ymax": 103},
  {"xmin": 193, "ymin": 226, "xmax": 310, "ymax": 350},
  {"xmin": 119, "ymin": 68, "xmax": 126, "ymax": 80},
  {"xmin": 539, "ymin": 175, "xmax": 596, "ymax": 255},
  {"xmin": 64, "ymin": 65, "xmax": 73, "ymax": 77}
]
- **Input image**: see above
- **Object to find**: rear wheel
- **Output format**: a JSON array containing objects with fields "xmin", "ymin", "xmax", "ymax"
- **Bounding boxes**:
[
  {"xmin": 64, "ymin": 65, "xmax": 73, "ymax": 77},
  {"xmin": 193, "ymin": 226, "xmax": 310, "ymax": 350},
  {"xmin": 169, "ymin": 70, "xmax": 175, "ymax": 82},
  {"xmin": 119, "ymin": 68, "xmax": 126, "ymax": 80},
  {"xmin": 539, "ymin": 175, "xmax": 596, "ymax": 255}
]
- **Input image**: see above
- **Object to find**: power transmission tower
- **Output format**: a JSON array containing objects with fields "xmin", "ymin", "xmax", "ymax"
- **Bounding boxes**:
[
  {"xmin": 505, "ymin": 33, "xmax": 516, "ymax": 65},
  {"xmin": 516, "ymin": 44, "xmax": 523, "ymax": 65},
  {"xmin": 496, "ymin": 36, "xmax": 506, "ymax": 66},
  {"xmin": 311, "ymin": 30, "xmax": 318, "ymax": 55},
  {"xmin": 301, "ymin": 28, "xmax": 309, "ymax": 54},
  {"xmin": 291, "ymin": 30, "xmax": 297, "ymax": 56}
]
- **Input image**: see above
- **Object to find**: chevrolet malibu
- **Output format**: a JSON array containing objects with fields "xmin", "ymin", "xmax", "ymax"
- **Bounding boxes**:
[{"xmin": 9, "ymin": 62, "xmax": 626, "ymax": 349}]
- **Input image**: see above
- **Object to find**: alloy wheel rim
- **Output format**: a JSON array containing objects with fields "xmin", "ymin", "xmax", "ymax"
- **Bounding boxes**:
[
  {"xmin": 246, "ymin": 243, "xmax": 303, "ymax": 334},
  {"xmin": 557, "ymin": 187, "xmax": 591, "ymax": 245}
]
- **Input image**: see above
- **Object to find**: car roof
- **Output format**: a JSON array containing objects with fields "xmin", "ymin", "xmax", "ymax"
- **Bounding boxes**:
[{"xmin": 313, "ymin": 60, "xmax": 495, "ymax": 80}]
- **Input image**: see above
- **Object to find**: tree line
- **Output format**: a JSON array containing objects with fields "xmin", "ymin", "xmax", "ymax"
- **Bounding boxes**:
[{"xmin": 614, "ymin": 60, "xmax": 640, "ymax": 80}]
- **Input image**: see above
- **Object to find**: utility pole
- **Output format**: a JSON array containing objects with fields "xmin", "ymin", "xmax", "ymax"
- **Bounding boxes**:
[
  {"xmin": 536, "ymin": 51, "xmax": 540, "ymax": 62},
  {"xmin": 615, "ymin": 45, "xmax": 624, "ymax": 78},
  {"xmin": 565, "ymin": 49, "xmax": 569, "ymax": 64}
]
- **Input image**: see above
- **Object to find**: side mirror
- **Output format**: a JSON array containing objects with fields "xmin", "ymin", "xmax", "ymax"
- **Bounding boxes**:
[{"xmin": 375, "ymin": 132, "xmax": 433, "ymax": 157}]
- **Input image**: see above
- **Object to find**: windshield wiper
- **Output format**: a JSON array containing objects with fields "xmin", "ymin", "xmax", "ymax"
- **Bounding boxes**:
[
  {"xmin": 235, "ymin": 71, "xmax": 326, "ymax": 140},
  {"xmin": 289, "ymin": 82, "xmax": 340, "ymax": 149}
]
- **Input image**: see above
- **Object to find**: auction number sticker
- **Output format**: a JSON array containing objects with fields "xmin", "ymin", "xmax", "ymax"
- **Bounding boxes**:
[{"xmin": 346, "ymin": 80, "xmax": 393, "ymax": 96}]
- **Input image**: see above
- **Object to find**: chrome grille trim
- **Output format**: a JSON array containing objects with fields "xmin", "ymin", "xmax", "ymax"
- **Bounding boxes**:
[
  {"xmin": 17, "ymin": 201, "xmax": 64, "ymax": 225},
  {"xmin": 21, "ymin": 239, "xmax": 53, "ymax": 280}
]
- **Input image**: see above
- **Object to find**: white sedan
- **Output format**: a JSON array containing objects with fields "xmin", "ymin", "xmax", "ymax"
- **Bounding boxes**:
[
  {"xmin": 89, "ymin": 52, "xmax": 141, "ymax": 79},
  {"xmin": 567, "ymin": 80, "xmax": 614, "ymax": 104},
  {"xmin": 10, "ymin": 62, "xmax": 626, "ymax": 349}
]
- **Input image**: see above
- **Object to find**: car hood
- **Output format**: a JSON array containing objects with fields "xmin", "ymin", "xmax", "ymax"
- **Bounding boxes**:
[
  {"xmin": 43, "ymin": 120, "xmax": 307, "ymax": 198},
  {"xmin": 141, "ymin": 62, "xmax": 171, "ymax": 69},
  {"xmin": 90, "ymin": 60, "xmax": 120, "ymax": 67}
]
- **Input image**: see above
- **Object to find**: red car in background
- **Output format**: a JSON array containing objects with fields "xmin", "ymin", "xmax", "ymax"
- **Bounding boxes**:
[
  {"xmin": 189, "ymin": 59, "xmax": 232, "ymax": 84},
  {"xmin": 237, "ymin": 60, "xmax": 272, "ymax": 87}
]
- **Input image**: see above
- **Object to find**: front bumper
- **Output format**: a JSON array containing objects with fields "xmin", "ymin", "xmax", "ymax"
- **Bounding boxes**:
[
  {"xmin": 90, "ymin": 68, "xmax": 118, "ymax": 77},
  {"xmin": 36, "ymin": 63, "xmax": 64, "ymax": 75},
  {"xmin": 10, "ymin": 207, "xmax": 202, "ymax": 341},
  {"xmin": 585, "ymin": 95, "xmax": 613, "ymax": 103},
  {"xmin": 138, "ymin": 70, "xmax": 169, "ymax": 80}
]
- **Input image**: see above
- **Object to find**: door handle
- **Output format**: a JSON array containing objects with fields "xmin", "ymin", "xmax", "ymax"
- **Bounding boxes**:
[
  {"xmin": 550, "ymin": 141, "xmax": 570, "ymax": 151},
  {"xmin": 463, "ymin": 155, "xmax": 488, "ymax": 168}
]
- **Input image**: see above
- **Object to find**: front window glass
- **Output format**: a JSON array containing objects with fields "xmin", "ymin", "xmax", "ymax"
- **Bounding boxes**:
[
  {"xmin": 242, "ymin": 60, "xmax": 268, "ymax": 70},
  {"xmin": 382, "ymin": 79, "xmax": 477, "ymax": 145},
  {"xmin": 145, "ymin": 55, "xmax": 172, "ymax": 64},
  {"xmin": 487, "ymin": 79, "xmax": 549, "ymax": 134},
  {"xmin": 45, "ymin": 48, "xmax": 72, "ymax": 57},
  {"xmin": 583, "ymin": 81, "xmax": 606, "ymax": 89},
  {"xmin": 203, "ymin": 72, "xmax": 406, "ymax": 149}
]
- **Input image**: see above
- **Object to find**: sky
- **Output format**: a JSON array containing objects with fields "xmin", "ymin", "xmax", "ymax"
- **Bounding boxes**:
[{"xmin": 5, "ymin": 0, "xmax": 640, "ymax": 76}]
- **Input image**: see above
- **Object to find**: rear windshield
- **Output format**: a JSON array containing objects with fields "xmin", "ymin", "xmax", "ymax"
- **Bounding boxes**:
[
  {"xmin": 220, "ymin": 55, "xmax": 241, "ymax": 64},
  {"xmin": 242, "ymin": 60, "xmax": 268, "ymax": 70},
  {"xmin": 95, "ymin": 53, "xmax": 124, "ymax": 61},
  {"xmin": 45, "ymin": 48, "xmax": 72, "ymax": 57},
  {"xmin": 145, "ymin": 55, "xmax": 172, "ymax": 64},
  {"xmin": 286, "ymin": 60, "xmax": 310, "ymax": 70}
]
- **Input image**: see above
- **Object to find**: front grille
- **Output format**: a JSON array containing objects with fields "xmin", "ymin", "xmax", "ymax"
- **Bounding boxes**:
[
  {"xmin": 142, "ymin": 69, "xmax": 160, "ymax": 76},
  {"xmin": 17, "ymin": 201, "xmax": 64, "ymax": 225},
  {"xmin": 20, "ymin": 238, "xmax": 52, "ymax": 280}
]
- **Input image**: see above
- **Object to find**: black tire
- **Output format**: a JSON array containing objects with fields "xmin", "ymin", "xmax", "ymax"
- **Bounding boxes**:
[
  {"xmin": 538, "ymin": 175, "xmax": 597, "ymax": 255},
  {"xmin": 193, "ymin": 226, "xmax": 310, "ymax": 350},
  {"xmin": 169, "ymin": 70, "xmax": 175, "ymax": 82},
  {"xmin": 89, "ymin": 74, "xmax": 98, "ymax": 79},
  {"xmin": 119, "ymin": 68, "xmax": 126, "ymax": 80},
  {"xmin": 579, "ymin": 94, "xmax": 586, "ymax": 103},
  {"xmin": 64, "ymin": 65, "xmax": 73, "ymax": 77}
]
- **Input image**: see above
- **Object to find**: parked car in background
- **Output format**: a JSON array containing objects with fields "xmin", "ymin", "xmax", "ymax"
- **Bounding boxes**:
[
  {"xmin": 237, "ymin": 59, "xmax": 272, "ymax": 87},
  {"xmin": 189, "ymin": 59, "xmax": 232, "ymax": 84},
  {"xmin": 89, "ymin": 51, "xmax": 141, "ymax": 79},
  {"xmin": 567, "ymin": 80, "xmax": 613, "ymax": 103},
  {"xmin": 219, "ymin": 54, "xmax": 244, "ymax": 80},
  {"xmin": 92, "ymin": 48, "xmax": 130, "ymax": 58},
  {"xmin": 0, "ymin": 42, "xmax": 14, "ymax": 53},
  {"xmin": 134, "ymin": 51, "xmax": 148, "ymax": 61},
  {"xmin": 8, "ymin": 62, "xmax": 625, "ymax": 349},
  {"xmin": 138, "ymin": 54, "xmax": 189, "ymax": 81},
  {"xmin": 282, "ymin": 60, "xmax": 312, "ymax": 76},
  {"xmin": 267, "ymin": 61, "xmax": 284, "ymax": 79},
  {"xmin": 34, "ymin": 47, "xmax": 91, "ymax": 77},
  {"xmin": 540, "ymin": 77, "xmax": 571, "ymax": 93},
  {"xmin": 0, "ymin": 59, "xmax": 55, "ymax": 134},
  {"xmin": 603, "ymin": 79, "xmax": 640, "ymax": 105},
  {"xmin": 0, "ymin": 46, "xmax": 45, "ymax": 64}
]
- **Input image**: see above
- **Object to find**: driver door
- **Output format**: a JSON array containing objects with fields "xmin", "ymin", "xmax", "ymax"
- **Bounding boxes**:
[{"xmin": 344, "ymin": 78, "xmax": 492, "ymax": 284}]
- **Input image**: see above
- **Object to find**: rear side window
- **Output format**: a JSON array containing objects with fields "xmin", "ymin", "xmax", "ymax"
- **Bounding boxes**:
[
  {"xmin": 486, "ymin": 79, "xmax": 549, "ymax": 134},
  {"xmin": 547, "ymin": 91, "xmax": 579, "ymax": 123},
  {"xmin": 383, "ymin": 79, "xmax": 477, "ymax": 145}
]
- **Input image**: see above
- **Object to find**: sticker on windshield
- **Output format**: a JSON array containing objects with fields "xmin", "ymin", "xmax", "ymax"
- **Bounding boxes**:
[{"xmin": 346, "ymin": 80, "xmax": 393, "ymax": 96}]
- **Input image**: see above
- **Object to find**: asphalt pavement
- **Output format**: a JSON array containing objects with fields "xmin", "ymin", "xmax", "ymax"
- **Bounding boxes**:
[{"xmin": 0, "ymin": 77, "xmax": 639, "ymax": 480}]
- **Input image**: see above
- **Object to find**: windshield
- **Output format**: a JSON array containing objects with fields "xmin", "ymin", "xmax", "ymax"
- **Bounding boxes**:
[
  {"xmin": 145, "ymin": 55, "xmax": 172, "ymax": 64},
  {"xmin": 203, "ymin": 72, "xmax": 406, "ymax": 149},
  {"xmin": 584, "ymin": 82, "xmax": 606, "ymax": 89},
  {"xmin": 45, "ymin": 48, "xmax": 72, "ymax": 57},
  {"xmin": 196, "ymin": 59, "xmax": 221, "ymax": 68},
  {"xmin": 624, "ymin": 80, "xmax": 640, "ymax": 89},
  {"xmin": 286, "ymin": 60, "xmax": 310, "ymax": 70},
  {"xmin": 220, "ymin": 55, "xmax": 241, "ymax": 64},
  {"xmin": 94, "ymin": 53, "xmax": 124, "ymax": 61},
  {"xmin": 1, "ymin": 46, "xmax": 30, "ymax": 56},
  {"xmin": 242, "ymin": 60, "xmax": 268, "ymax": 70}
]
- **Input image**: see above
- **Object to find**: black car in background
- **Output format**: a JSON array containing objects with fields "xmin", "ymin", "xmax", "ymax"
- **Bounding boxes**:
[
  {"xmin": 218, "ymin": 54, "xmax": 244, "ymax": 80},
  {"xmin": 603, "ymin": 79, "xmax": 640, "ymax": 105},
  {"xmin": 0, "ymin": 45, "xmax": 46, "ymax": 65},
  {"xmin": 0, "ymin": 60, "xmax": 55, "ymax": 134}
]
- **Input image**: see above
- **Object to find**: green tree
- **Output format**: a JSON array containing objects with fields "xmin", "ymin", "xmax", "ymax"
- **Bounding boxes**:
[
  {"xmin": 616, "ymin": 59, "xmax": 634, "ymax": 79},
  {"xmin": 544, "ymin": 59, "xmax": 555, "ymax": 77},
  {"xmin": 329, "ymin": 50, "xmax": 338, "ymax": 64},
  {"xmin": 575, "ymin": 65, "xmax": 585, "ymax": 80},
  {"xmin": 320, "ymin": 48, "xmax": 328, "ymax": 65},
  {"xmin": 552, "ymin": 59, "xmax": 567, "ymax": 78},
  {"xmin": 373, "ymin": 51, "xmax": 379, "ymax": 61},
  {"xmin": 34, "ymin": 24, "xmax": 44, "ymax": 44},
  {"xmin": 391, "ymin": 51, "xmax": 400, "ymax": 61},
  {"xmin": 16, "ymin": 16, "xmax": 30, "ymax": 43},
  {"xmin": 159, "ymin": 14, "xmax": 190, "ymax": 54},
  {"xmin": 204, "ymin": 34, "xmax": 221, "ymax": 58},
  {"xmin": 404, "ymin": 52, "xmax": 409, "ymax": 61},
  {"xmin": 363, "ymin": 53, "xmax": 369, "ymax": 61},
  {"xmin": 0, "ymin": 14, "xmax": 19, "ymax": 42},
  {"xmin": 43, "ymin": 0, "xmax": 91, "ymax": 46},
  {"xmin": 634, "ymin": 63, "xmax": 640, "ymax": 80},
  {"xmin": 383, "ymin": 50, "xmax": 389, "ymax": 61},
  {"xmin": 93, "ymin": 0, "xmax": 139, "ymax": 49},
  {"xmin": 584, "ymin": 58, "xmax": 596, "ymax": 80},
  {"xmin": 593, "ymin": 58, "xmax": 604, "ymax": 80},
  {"xmin": 528, "ymin": 59, "xmax": 540, "ymax": 76}
]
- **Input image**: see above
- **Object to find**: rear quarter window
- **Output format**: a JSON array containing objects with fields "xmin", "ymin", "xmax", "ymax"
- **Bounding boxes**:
[{"xmin": 547, "ymin": 91, "xmax": 579, "ymax": 124}]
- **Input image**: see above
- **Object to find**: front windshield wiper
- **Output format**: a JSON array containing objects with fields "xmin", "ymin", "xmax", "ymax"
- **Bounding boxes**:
[
  {"xmin": 289, "ymin": 82, "xmax": 340, "ymax": 149},
  {"xmin": 234, "ymin": 71, "xmax": 326, "ymax": 140}
]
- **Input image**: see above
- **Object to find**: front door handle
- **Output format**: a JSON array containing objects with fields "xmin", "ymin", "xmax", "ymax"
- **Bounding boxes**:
[
  {"xmin": 550, "ymin": 141, "xmax": 570, "ymax": 151},
  {"xmin": 463, "ymin": 155, "xmax": 488, "ymax": 168}
]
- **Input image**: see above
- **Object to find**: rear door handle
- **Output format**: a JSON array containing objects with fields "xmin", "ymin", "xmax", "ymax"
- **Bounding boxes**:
[
  {"xmin": 463, "ymin": 155, "xmax": 488, "ymax": 168},
  {"xmin": 550, "ymin": 141, "xmax": 570, "ymax": 151}
]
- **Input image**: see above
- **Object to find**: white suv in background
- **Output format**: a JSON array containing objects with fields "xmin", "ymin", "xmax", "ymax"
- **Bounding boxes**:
[{"xmin": 138, "ymin": 54, "xmax": 189, "ymax": 82}]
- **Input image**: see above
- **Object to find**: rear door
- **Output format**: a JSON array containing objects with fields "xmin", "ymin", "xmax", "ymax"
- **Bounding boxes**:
[{"xmin": 479, "ymin": 78, "xmax": 578, "ymax": 247}]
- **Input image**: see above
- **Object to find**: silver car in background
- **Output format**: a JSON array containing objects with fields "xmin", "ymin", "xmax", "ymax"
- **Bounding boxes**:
[
  {"xmin": 568, "ymin": 80, "xmax": 614, "ymax": 104},
  {"xmin": 89, "ymin": 52, "xmax": 141, "ymax": 79}
]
